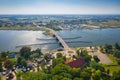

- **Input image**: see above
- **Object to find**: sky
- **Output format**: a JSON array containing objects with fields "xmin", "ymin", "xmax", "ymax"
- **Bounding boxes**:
[{"xmin": 0, "ymin": 0, "xmax": 120, "ymax": 14}]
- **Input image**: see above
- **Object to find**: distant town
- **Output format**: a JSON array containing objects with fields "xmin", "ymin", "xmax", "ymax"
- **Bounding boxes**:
[{"xmin": 0, "ymin": 15, "xmax": 120, "ymax": 31}]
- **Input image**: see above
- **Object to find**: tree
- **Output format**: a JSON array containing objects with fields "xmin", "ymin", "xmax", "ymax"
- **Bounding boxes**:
[
  {"xmin": 17, "ymin": 57, "xmax": 22, "ymax": 65},
  {"xmin": 44, "ymin": 74, "xmax": 52, "ymax": 80},
  {"xmin": 52, "ymin": 64, "xmax": 71, "ymax": 74},
  {"xmin": 0, "ymin": 52, "xmax": 7, "ymax": 60},
  {"xmin": 0, "ymin": 58, "xmax": 3, "ymax": 72},
  {"xmin": 63, "ymin": 56, "xmax": 66, "ymax": 61},
  {"xmin": 100, "ymin": 46, "xmax": 104, "ymax": 52},
  {"xmin": 82, "ymin": 50, "xmax": 91, "ymax": 63},
  {"xmin": 20, "ymin": 46, "xmax": 31, "ymax": 60},
  {"xmin": 107, "ymin": 69, "xmax": 110, "ymax": 74},
  {"xmin": 104, "ymin": 44, "xmax": 113, "ymax": 53},
  {"xmin": 113, "ymin": 50, "xmax": 120, "ymax": 58},
  {"xmin": 74, "ymin": 78, "xmax": 83, "ymax": 80},
  {"xmin": 112, "ymin": 70, "xmax": 120, "ymax": 80},
  {"xmin": 71, "ymin": 68, "xmax": 80, "ymax": 78},
  {"xmin": 16, "ymin": 71, "xmax": 45, "ymax": 80},
  {"xmin": 17, "ymin": 57, "xmax": 26, "ymax": 67},
  {"xmin": 93, "ymin": 56, "xmax": 100, "ymax": 63},
  {"xmin": 60, "ymin": 73, "xmax": 72, "ymax": 79},
  {"xmin": 92, "ymin": 70, "xmax": 102, "ymax": 80},
  {"xmin": 80, "ymin": 70, "xmax": 91, "ymax": 80},
  {"xmin": 51, "ymin": 64, "xmax": 72, "ymax": 79},
  {"xmin": 52, "ymin": 58, "xmax": 64, "ymax": 67},
  {"xmin": 56, "ymin": 53, "xmax": 63, "ymax": 58},
  {"xmin": 117, "ymin": 60, "xmax": 120, "ymax": 65},
  {"xmin": 21, "ymin": 58, "xmax": 27, "ymax": 67},
  {"xmin": 90, "ymin": 62, "xmax": 105, "ymax": 72},
  {"xmin": 44, "ymin": 55, "xmax": 49, "ymax": 61},
  {"xmin": 63, "ymin": 77, "xmax": 72, "ymax": 80},
  {"xmin": 4, "ymin": 60, "xmax": 14, "ymax": 69},
  {"xmin": 34, "ymin": 48, "xmax": 42, "ymax": 55},
  {"xmin": 52, "ymin": 75, "xmax": 63, "ymax": 80},
  {"xmin": 76, "ymin": 50, "xmax": 80, "ymax": 56},
  {"xmin": 115, "ymin": 43, "xmax": 120, "ymax": 50},
  {"xmin": 16, "ymin": 71, "xmax": 23, "ymax": 80}
]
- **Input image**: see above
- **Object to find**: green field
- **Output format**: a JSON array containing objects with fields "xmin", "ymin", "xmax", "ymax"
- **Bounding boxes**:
[
  {"xmin": 105, "ymin": 66, "xmax": 120, "ymax": 74},
  {"xmin": 106, "ymin": 54, "xmax": 118, "ymax": 65}
]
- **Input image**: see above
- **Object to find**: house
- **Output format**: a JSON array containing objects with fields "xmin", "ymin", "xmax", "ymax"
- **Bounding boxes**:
[
  {"xmin": 66, "ymin": 57, "xmax": 86, "ymax": 68},
  {"xmin": 35, "ymin": 58, "xmax": 44, "ymax": 63},
  {"xmin": 27, "ymin": 61, "xmax": 34, "ymax": 69},
  {"xmin": 45, "ymin": 53, "xmax": 54, "ymax": 60},
  {"xmin": 30, "ymin": 53, "xmax": 39, "ymax": 58},
  {"xmin": 8, "ymin": 53, "xmax": 16, "ymax": 58}
]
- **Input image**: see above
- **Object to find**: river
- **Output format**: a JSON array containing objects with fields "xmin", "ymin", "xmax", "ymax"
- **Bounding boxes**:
[{"xmin": 0, "ymin": 28, "xmax": 120, "ymax": 52}]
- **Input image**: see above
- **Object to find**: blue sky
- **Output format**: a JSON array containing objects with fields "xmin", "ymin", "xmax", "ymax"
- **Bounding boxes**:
[{"xmin": 0, "ymin": 0, "xmax": 120, "ymax": 14}]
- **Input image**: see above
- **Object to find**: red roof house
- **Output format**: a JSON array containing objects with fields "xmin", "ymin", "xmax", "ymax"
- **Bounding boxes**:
[{"xmin": 66, "ymin": 57, "xmax": 86, "ymax": 68}]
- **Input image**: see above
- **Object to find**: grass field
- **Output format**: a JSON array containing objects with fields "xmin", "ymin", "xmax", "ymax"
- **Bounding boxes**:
[
  {"xmin": 104, "ymin": 54, "xmax": 120, "ymax": 74},
  {"xmin": 106, "ymin": 54, "xmax": 118, "ymax": 65},
  {"xmin": 105, "ymin": 65, "xmax": 120, "ymax": 74}
]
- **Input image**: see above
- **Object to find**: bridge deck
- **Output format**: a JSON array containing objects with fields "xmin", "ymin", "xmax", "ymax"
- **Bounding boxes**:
[{"xmin": 50, "ymin": 29, "xmax": 69, "ymax": 50}]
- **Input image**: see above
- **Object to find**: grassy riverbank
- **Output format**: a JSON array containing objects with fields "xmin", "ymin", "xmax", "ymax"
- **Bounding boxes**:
[
  {"xmin": 0, "ymin": 26, "xmax": 54, "ymax": 36},
  {"xmin": 0, "ymin": 26, "xmax": 45, "ymax": 31}
]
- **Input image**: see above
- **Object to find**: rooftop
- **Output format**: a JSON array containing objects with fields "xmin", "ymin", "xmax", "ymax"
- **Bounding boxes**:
[{"xmin": 66, "ymin": 57, "xmax": 86, "ymax": 68}]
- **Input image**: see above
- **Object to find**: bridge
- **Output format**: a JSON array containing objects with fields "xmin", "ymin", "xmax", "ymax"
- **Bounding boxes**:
[
  {"xmin": 33, "ymin": 22, "xmax": 69, "ymax": 50},
  {"xmin": 49, "ymin": 29, "xmax": 70, "ymax": 50}
]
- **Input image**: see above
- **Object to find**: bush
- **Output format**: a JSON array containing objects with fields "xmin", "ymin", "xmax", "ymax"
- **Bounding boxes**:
[
  {"xmin": 117, "ymin": 60, "xmax": 120, "ymax": 65},
  {"xmin": 113, "ymin": 50, "xmax": 120, "ymax": 58},
  {"xmin": 56, "ymin": 53, "xmax": 63, "ymax": 58}
]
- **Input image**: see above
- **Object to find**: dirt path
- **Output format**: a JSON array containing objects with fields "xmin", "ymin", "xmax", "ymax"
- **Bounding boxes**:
[
  {"xmin": 12, "ymin": 71, "xmax": 16, "ymax": 80},
  {"xmin": 89, "ymin": 50, "xmax": 112, "ymax": 64}
]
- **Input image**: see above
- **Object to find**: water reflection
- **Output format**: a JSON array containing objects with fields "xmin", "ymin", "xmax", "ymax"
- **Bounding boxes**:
[
  {"xmin": 0, "ymin": 30, "xmax": 59, "ymax": 52},
  {"xmin": 0, "ymin": 28, "xmax": 120, "ymax": 52}
]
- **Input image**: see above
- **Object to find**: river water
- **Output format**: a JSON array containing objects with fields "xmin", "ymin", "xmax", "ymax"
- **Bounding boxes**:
[{"xmin": 0, "ymin": 28, "xmax": 120, "ymax": 52}]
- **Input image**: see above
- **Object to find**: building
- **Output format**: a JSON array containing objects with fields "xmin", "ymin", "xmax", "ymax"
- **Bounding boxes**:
[
  {"xmin": 66, "ymin": 57, "xmax": 86, "ymax": 68},
  {"xmin": 8, "ymin": 53, "xmax": 16, "ymax": 58},
  {"xmin": 35, "ymin": 58, "xmax": 44, "ymax": 63}
]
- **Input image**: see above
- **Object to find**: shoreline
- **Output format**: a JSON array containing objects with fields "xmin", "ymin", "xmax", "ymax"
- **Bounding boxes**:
[{"xmin": 0, "ymin": 27, "xmax": 120, "ymax": 31}]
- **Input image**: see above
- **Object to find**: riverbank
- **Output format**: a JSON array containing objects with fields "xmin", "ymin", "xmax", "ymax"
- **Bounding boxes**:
[
  {"xmin": 0, "ymin": 26, "xmax": 54, "ymax": 36},
  {"xmin": 0, "ymin": 26, "xmax": 45, "ymax": 31}
]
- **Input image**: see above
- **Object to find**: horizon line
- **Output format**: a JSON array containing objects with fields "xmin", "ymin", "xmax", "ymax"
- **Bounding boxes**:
[{"xmin": 0, "ymin": 13, "xmax": 120, "ymax": 15}]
